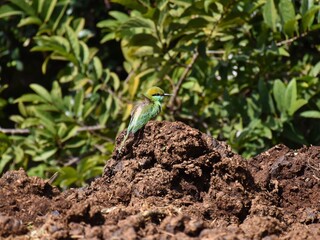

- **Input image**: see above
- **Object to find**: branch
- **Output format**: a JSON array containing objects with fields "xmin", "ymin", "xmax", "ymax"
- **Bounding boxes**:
[
  {"xmin": 0, "ymin": 128, "xmax": 30, "ymax": 134},
  {"xmin": 0, "ymin": 125, "xmax": 106, "ymax": 135},
  {"xmin": 206, "ymin": 50, "xmax": 225, "ymax": 55},
  {"xmin": 78, "ymin": 125, "xmax": 106, "ymax": 132},
  {"xmin": 276, "ymin": 32, "xmax": 308, "ymax": 47},
  {"xmin": 168, "ymin": 51, "xmax": 199, "ymax": 109}
]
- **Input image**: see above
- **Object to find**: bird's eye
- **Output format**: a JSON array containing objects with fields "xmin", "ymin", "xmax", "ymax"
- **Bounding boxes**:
[{"xmin": 152, "ymin": 93, "xmax": 162, "ymax": 96}]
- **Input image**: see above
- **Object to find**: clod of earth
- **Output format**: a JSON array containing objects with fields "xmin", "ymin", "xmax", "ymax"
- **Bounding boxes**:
[{"xmin": 0, "ymin": 121, "xmax": 319, "ymax": 239}]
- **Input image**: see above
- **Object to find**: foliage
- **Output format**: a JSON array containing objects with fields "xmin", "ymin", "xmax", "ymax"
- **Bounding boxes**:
[
  {"xmin": 0, "ymin": 0, "xmax": 120, "ymax": 188},
  {"xmin": 0, "ymin": 0, "xmax": 319, "ymax": 187},
  {"xmin": 98, "ymin": 0, "xmax": 320, "ymax": 157}
]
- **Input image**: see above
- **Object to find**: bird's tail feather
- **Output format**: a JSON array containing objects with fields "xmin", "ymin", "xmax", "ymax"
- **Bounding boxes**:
[{"xmin": 118, "ymin": 130, "xmax": 129, "ymax": 152}]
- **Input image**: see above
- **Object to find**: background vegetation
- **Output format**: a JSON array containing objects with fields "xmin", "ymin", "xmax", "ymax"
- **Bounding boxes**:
[{"xmin": 0, "ymin": 0, "xmax": 319, "ymax": 188}]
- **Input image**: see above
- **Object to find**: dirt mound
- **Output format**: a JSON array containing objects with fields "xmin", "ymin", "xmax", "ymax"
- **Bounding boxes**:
[{"xmin": 0, "ymin": 121, "xmax": 319, "ymax": 239}]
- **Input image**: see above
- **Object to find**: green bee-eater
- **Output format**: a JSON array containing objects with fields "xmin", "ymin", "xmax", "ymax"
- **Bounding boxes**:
[{"xmin": 119, "ymin": 86, "xmax": 171, "ymax": 152}]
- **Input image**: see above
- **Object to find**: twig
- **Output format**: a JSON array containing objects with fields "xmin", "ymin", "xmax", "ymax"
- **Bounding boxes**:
[
  {"xmin": 0, "ymin": 128, "xmax": 30, "ymax": 134},
  {"xmin": 78, "ymin": 125, "xmax": 106, "ymax": 132},
  {"xmin": 0, "ymin": 125, "xmax": 106, "ymax": 135},
  {"xmin": 47, "ymin": 172, "xmax": 59, "ymax": 185},
  {"xmin": 168, "ymin": 51, "xmax": 199, "ymax": 109},
  {"xmin": 276, "ymin": 32, "xmax": 308, "ymax": 47},
  {"xmin": 206, "ymin": 50, "xmax": 225, "ymax": 55}
]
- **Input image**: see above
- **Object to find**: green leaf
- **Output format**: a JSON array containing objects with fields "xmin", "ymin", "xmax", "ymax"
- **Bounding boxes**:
[
  {"xmin": 288, "ymin": 99, "xmax": 307, "ymax": 116},
  {"xmin": 93, "ymin": 56, "xmax": 103, "ymax": 79},
  {"xmin": 79, "ymin": 42, "xmax": 90, "ymax": 64},
  {"xmin": 310, "ymin": 61, "xmax": 320, "ymax": 77},
  {"xmin": 52, "ymin": 0, "xmax": 69, "ymax": 31},
  {"xmin": 65, "ymin": 139, "xmax": 87, "ymax": 149},
  {"xmin": 97, "ymin": 19, "xmax": 119, "ymax": 29},
  {"xmin": 284, "ymin": 79, "xmax": 297, "ymax": 112},
  {"xmin": 42, "ymin": 0, "xmax": 57, "ymax": 22},
  {"xmin": 185, "ymin": 17, "xmax": 209, "ymax": 30},
  {"xmin": 33, "ymin": 109, "xmax": 56, "ymax": 135},
  {"xmin": 278, "ymin": 0, "xmax": 297, "ymax": 36},
  {"xmin": 15, "ymin": 93, "xmax": 47, "ymax": 103},
  {"xmin": 109, "ymin": 10, "xmax": 129, "ymax": 22},
  {"xmin": 33, "ymin": 35, "xmax": 71, "ymax": 54},
  {"xmin": 128, "ymin": 33, "xmax": 161, "ymax": 52},
  {"xmin": 10, "ymin": 0, "xmax": 36, "ymax": 16},
  {"xmin": 283, "ymin": 18, "xmax": 298, "ymax": 37},
  {"xmin": 302, "ymin": 5, "xmax": 320, "ymax": 31},
  {"xmin": 111, "ymin": 72, "xmax": 120, "ymax": 90},
  {"xmin": 100, "ymin": 32, "xmax": 116, "ymax": 43},
  {"xmin": 263, "ymin": 0, "xmax": 278, "ymax": 32},
  {"xmin": 18, "ymin": 16, "xmax": 42, "ymax": 27},
  {"xmin": 0, "ymin": 154, "xmax": 12, "ymax": 174},
  {"xmin": 51, "ymin": 81, "xmax": 62, "ymax": 99},
  {"xmin": 300, "ymin": 0, "xmax": 314, "ymax": 15},
  {"xmin": 279, "ymin": 0, "xmax": 295, "ymax": 23},
  {"xmin": 57, "ymin": 123, "xmax": 67, "ymax": 138},
  {"xmin": 110, "ymin": 0, "xmax": 148, "ymax": 13},
  {"xmin": 278, "ymin": 47, "xmax": 290, "ymax": 56},
  {"xmin": 13, "ymin": 146, "xmax": 24, "ymax": 163},
  {"xmin": 0, "ymin": 4, "xmax": 22, "ymax": 18},
  {"xmin": 27, "ymin": 164, "xmax": 47, "ymax": 177},
  {"xmin": 258, "ymin": 79, "xmax": 274, "ymax": 114},
  {"xmin": 30, "ymin": 84, "xmax": 52, "ymax": 102},
  {"xmin": 83, "ymin": 104, "xmax": 96, "ymax": 118},
  {"xmin": 74, "ymin": 89, "xmax": 84, "ymax": 117},
  {"xmin": 33, "ymin": 0, "xmax": 44, "ymax": 14},
  {"xmin": 65, "ymin": 25, "xmax": 80, "ymax": 62},
  {"xmin": 61, "ymin": 126, "xmax": 79, "ymax": 142},
  {"xmin": 120, "ymin": 17, "xmax": 154, "ymax": 32},
  {"xmin": 72, "ymin": 18, "xmax": 85, "ymax": 35},
  {"xmin": 300, "ymin": 110, "xmax": 320, "ymax": 118},
  {"xmin": 273, "ymin": 79, "xmax": 286, "ymax": 112}
]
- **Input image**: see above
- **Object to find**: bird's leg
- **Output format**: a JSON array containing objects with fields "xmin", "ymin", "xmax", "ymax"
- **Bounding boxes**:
[
  {"xmin": 136, "ymin": 126, "xmax": 145, "ymax": 144},
  {"xmin": 130, "ymin": 127, "xmax": 145, "ymax": 149},
  {"xmin": 118, "ymin": 130, "xmax": 130, "ymax": 153}
]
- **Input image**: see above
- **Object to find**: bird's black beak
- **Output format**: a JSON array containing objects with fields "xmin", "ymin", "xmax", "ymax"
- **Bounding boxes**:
[{"xmin": 164, "ymin": 93, "xmax": 172, "ymax": 96}]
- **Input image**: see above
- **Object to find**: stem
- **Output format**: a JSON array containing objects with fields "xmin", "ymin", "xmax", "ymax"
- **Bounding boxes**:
[
  {"xmin": 276, "ymin": 32, "xmax": 308, "ymax": 47},
  {"xmin": 168, "ymin": 51, "xmax": 199, "ymax": 109},
  {"xmin": 0, "ymin": 125, "xmax": 106, "ymax": 135}
]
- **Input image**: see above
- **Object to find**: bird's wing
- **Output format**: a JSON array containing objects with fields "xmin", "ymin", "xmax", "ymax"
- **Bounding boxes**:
[
  {"xmin": 128, "ymin": 102, "xmax": 158, "ymax": 134},
  {"xmin": 127, "ymin": 101, "xmax": 147, "ymax": 133}
]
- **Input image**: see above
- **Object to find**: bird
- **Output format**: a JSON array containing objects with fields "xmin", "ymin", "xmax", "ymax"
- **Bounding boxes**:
[{"xmin": 118, "ymin": 86, "xmax": 171, "ymax": 152}]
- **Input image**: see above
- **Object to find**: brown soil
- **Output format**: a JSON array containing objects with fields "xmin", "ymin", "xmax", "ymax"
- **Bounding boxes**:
[{"xmin": 0, "ymin": 121, "xmax": 319, "ymax": 239}]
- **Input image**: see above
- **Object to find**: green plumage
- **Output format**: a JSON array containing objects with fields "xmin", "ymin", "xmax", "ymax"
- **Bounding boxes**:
[{"xmin": 118, "ymin": 87, "xmax": 170, "ymax": 152}]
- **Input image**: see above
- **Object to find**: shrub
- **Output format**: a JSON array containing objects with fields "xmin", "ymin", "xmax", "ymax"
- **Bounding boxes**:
[{"xmin": 0, "ymin": 0, "xmax": 319, "ymax": 187}]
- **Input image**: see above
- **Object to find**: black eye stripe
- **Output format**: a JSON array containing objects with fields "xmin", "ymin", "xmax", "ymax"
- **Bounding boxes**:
[{"xmin": 152, "ymin": 93, "xmax": 163, "ymax": 96}]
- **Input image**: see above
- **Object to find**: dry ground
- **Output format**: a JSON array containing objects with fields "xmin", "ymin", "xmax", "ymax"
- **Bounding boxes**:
[{"xmin": 0, "ymin": 121, "xmax": 319, "ymax": 239}]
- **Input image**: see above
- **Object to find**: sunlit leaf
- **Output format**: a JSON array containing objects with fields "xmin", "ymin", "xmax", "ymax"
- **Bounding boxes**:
[
  {"xmin": 0, "ymin": 4, "xmax": 22, "ymax": 18},
  {"xmin": 30, "ymin": 84, "xmax": 52, "ymax": 103},
  {"xmin": 18, "ymin": 16, "xmax": 42, "ymax": 27},
  {"xmin": 300, "ymin": 110, "xmax": 320, "ymax": 118},
  {"xmin": 109, "ymin": 10, "xmax": 129, "ymax": 22},
  {"xmin": 263, "ymin": 0, "xmax": 278, "ymax": 32},
  {"xmin": 93, "ymin": 56, "xmax": 103, "ymax": 79},
  {"xmin": 42, "ymin": 0, "xmax": 57, "ymax": 22},
  {"xmin": 74, "ymin": 89, "xmax": 84, "ymax": 117},
  {"xmin": 61, "ymin": 126, "xmax": 79, "ymax": 142},
  {"xmin": 65, "ymin": 25, "xmax": 80, "ymax": 62},
  {"xmin": 273, "ymin": 79, "xmax": 286, "ymax": 112},
  {"xmin": 10, "ymin": 0, "xmax": 35, "ymax": 16},
  {"xmin": 302, "ymin": 5, "xmax": 320, "ymax": 31},
  {"xmin": 288, "ymin": 99, "xmax": 307, "ymax": 116},
  {"xmin": 284, "ymin": 79, "xmax": 297, "ymax": 113}
]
